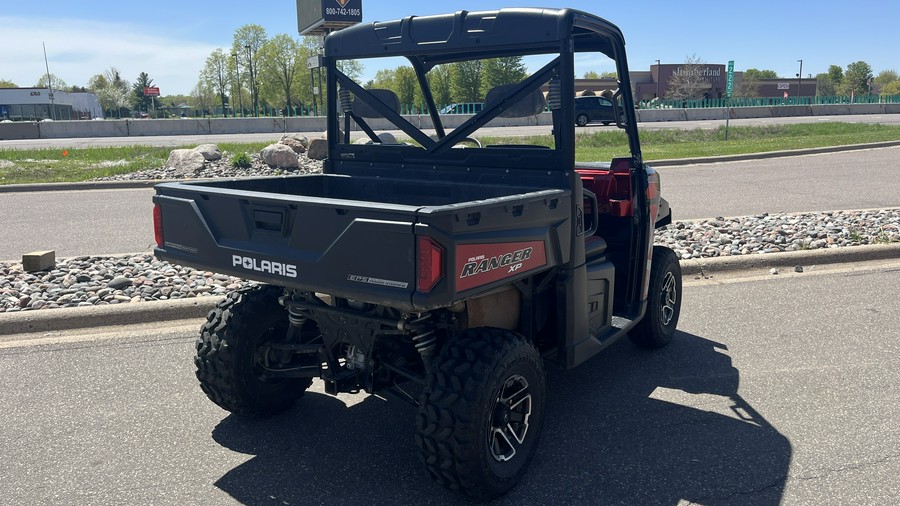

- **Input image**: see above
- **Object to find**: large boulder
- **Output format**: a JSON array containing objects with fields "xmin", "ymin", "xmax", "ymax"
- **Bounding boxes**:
[
  {"xmin": 193, "ymin": 143, "xmax": 222, "ymax": 161},
  {"xmin": 260, "ymin": 143, "xmax": 300, "ymax": 169},
  {"xmin": 307, "ymin": 138, "xmax": 328, "ymax": 160},
  {"xmin": 165, "ymin": 149, "xmax": 206, "ymax": 174},
  {"xmin": 280, "ymin": 134, "xmax": 309, "ymax": 150},
  {"xmin": 279, "ymin": 137, "xmax": 307, "ymax": 154}
]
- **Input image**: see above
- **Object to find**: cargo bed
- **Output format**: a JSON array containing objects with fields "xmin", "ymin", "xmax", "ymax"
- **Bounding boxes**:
[{"xmin": 153, "ymin": 174, "xmax": 572, "ymax": 310}]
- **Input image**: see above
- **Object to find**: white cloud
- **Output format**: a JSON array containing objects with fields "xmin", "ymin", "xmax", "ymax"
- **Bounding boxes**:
[{"xmin": 0, "ymin": 16, "xmax": 221, "ymax": 95}]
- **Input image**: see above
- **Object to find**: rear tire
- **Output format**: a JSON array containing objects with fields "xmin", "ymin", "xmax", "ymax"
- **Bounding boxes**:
[
  {"xmin": 195, "ymin": 285, "xmax": 312, "ymax": 417},
  {"xmin": 629, "ymin": 246, "xmax": 682, "ymax": 348},
  {"xmin": 416, "ymin": 328, "xmax": 545, "ymax": 500},
  {"xmin": 575, "ymin": 113, "xmax": 590, "ymax": 127}
]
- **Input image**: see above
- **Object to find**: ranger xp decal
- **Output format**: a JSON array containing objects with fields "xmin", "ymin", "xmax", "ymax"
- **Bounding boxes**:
[{"xmin": 456, "ymin": 241, "xmax": 547, "ymax": 291}]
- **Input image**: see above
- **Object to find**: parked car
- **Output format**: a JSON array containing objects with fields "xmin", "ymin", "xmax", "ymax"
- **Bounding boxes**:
[{"xmin": 574, "ymin": 95, "xmax": 621, "ymax": 126}]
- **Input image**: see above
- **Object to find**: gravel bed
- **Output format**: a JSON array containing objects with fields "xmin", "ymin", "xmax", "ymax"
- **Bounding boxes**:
[
  {"xmin": 91, "ymin": 152, "xmax": 323, "ymax": 181},
  {"xmin": 1, "ymin": 209, "xmax": 897, "ymax": 314}
]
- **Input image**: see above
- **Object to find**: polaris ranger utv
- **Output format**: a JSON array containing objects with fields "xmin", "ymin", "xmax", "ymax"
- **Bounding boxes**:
[{"xmin": 153, "ymin": 8, "xmax": 681, "ymax": 499}]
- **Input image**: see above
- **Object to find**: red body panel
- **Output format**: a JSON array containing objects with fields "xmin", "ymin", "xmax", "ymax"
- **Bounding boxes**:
[{"xmin": 455, "ymin": 241, "xmax": 547, "ymax": 292}]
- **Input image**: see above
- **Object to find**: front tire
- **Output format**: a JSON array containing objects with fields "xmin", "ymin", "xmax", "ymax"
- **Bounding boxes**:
[
  {"xmin": 629, "ymin": 246, "xmax": 682, "ymax": 348},
  {"xmin": 195, "ymin": 285, "xmax": 312, "ymax": 417},
  {"xmin": 416, "ymin": 328, "xmax": 546, "ymax": 500},
  {"xmin": 575, "ymin": 113, "xmax": 590, "ymax": 127}
]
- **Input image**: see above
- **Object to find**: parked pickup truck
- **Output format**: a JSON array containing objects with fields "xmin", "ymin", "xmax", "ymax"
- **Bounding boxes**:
[{"xmin": 153, "ymin": 7, "xmax": 681, "ymax": 499}]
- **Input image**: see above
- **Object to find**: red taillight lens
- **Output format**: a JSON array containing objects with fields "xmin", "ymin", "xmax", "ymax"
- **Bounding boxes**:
[
  {"xmin": 153, "ymin": 204, "xmax": 164, "ymax": 247},
  {"xmin": 417, "ymin": 236, "xmax": 444, "ymax": 293}
]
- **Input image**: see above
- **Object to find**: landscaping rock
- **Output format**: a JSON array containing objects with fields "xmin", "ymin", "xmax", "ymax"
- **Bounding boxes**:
[
  {"xmin": 165, "ymin": 149, "xmax": 206, "ymax": 174},
  {"xmin": 280, "ymin": 134, "xmax": 309, "ymax": 150},
  {"xmin": 260, "ymin": 143, "xmax": 300, "ymax": 169},
  {"xmin": 307, "ymin": 138, "xmax": 328, "ymax": 160},
  {"xmin": 279, "ymin": 137, "xmax": 307, "ymax": 154},
  {"xmin": 194, "ymin": 144, "xmax": 222, "ymax": 161}
]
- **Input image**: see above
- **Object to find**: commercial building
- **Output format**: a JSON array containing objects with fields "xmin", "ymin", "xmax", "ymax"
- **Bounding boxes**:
[{"xmin": 0, "ymin": 88, "xmax": 103, "ymax": 121}]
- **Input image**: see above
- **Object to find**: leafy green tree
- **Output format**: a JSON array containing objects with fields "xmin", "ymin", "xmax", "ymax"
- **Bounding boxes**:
[
  {"xmin": 257, "ymin": 34, "xmax": 305, "ymax": 113},
  {"xmin": 34, "ymin": 73, "xmax": 67, "ymax": 90},
  {"xmin": 882, "ymin": 80, "xmax": 900, "ymax": 96},
  {"xmin": 191, "ymin": 81, "xmax": 214, "ymax": 115},
  {"xmin": 368, "ymin": 68, "xmax": 396, "ymax": 90},
  {"xmin": 874, "ymin": 69, "xmax": 897, "ymax": 90},
  {"xmin": 232, "ymin": 24, "xmax": 268, "ymax": 115},
  {"xmin": 451, "ymin": 60, "xmax": 483, "ymax": 102},
  {"xmin": 583, "ymin": 71, "xmax": 601, "ymax": 79},
  {"xmin": 132, "ymin": 72, "xmax": 155, "ymax": 112},
  {"xmin": 202, "ymin": 49, "xmax": 231, "ymax": 116},
  {"xmin": 428, "ymin": 64, "xmax": 453, "ymax": 107},
  {"xmin": 0, "ymin": 79, "xmax": 18, "ymax": 88},
  {"xmin": 88, "ymin": 68, "xmax": 132, "ymax": 117},
  {"xmin": 839, "ymin": 61, "xmax": 874, "ymax": 96},
  {"xmin": 481, "ymin": 57, "xmax": 528, "ymax": 97},
  {"xmin": 394, "ymin": 66, "xmax": 418, "ymax": 110},
  {"xmin": 815, "ymin": 65, "xmax": 843, "ymax": 96},
  {"xmin": 743, "ymin": 68, "xmax": 778, "ymax": 79}
]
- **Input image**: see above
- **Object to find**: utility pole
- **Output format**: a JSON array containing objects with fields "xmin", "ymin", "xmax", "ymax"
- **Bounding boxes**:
[
  {"xmin": 42, "ymin": 42, "xmax": 56, "ymax": 120},
  {"xmin": 796, "ymin": 59, "xmax": 803, "ymax": 100},
  {"xmin": 245, "ymin": 44, "xmax": 258, "ymax": 117},
  {"xmin": 232, "ymin": 52, "xmax": 243, "ymax": 117},
  {"xmin": 655, "ymin": 59, "xmax": 661, "ymax": 105}
]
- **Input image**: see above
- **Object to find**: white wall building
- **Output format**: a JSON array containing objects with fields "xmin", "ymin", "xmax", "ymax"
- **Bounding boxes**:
[{"xmin": 0, "ymin": 88, "xmax": 103, "ymax": 121}]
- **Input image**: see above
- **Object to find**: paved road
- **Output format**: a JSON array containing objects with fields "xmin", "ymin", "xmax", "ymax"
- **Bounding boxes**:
[
  {"xmin": 2, "ymin": 113, "xmax": 898, "ymax": 149},
  {"xmin": 2, "ymin": 146, "xmax": 898, "ymax": 260},
  {"xmin": 2, "ymin": 264, "xmax": 898, "ymax": 504}
]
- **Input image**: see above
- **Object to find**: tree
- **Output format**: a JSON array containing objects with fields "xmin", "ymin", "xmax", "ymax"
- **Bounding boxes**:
[
  {"xmin": 481, "ymin": 57, "xmax": 528, "ymax": 97},
  {"xmin": 451, "ymin": 60, "xmax": 483, "ymax": 102},
  {"xmin": 257, "ymin": 34, "xmax": 305, "ymax": 114},
  {"xmin": 191, "ymin": 81, "xmax": 214, "ymax": 115},
  {"xmin": 666, "ymin": 55, "xmax": 708, "ymax": 101},
  {"xmin": 873, "ymin": 69, "xmax": 897, "ymax": 92},
  {"xmin": 839, "ymin": 61, "xmax": 873, "ymax": 96},
  {"xmin": 132, "ymin": 72, "xmax": 155, "ymax": 112},
  {"xmin": 394, "ymin": 66, "xmax": 418, "ymax": 110},
  {"xmin": 0, "ymin": 79, "xmax": 17, "ymax": 88},
  {"xmin": 232, "ymin": 24, "xmax": 268, "ymax": 115},
  {"xmin": 88, "ymin": 67, "xmax": 132, "ymax": 117},
  {"xmin": 201, "ymin": 49, "xmax": 231, "ymax": 116},
  {"xmin": 34, "ymin": 73, "xmax": 67, "ymax": 90},
  {"xmin": 428, "ymin": 64, "xmax": 453, "ymax": 107},
  {"xmin": 743, "ymin": 68, "xmax": 778, "ymax": 79},
  {"xmin": 882, "ymin": 80, "xmax": 900, "ymax": 96}
]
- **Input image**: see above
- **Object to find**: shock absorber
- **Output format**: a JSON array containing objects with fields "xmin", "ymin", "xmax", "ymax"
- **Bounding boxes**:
[{"xmin": 409, "ymin": 314, "xmax": 438, "ymax": 369}]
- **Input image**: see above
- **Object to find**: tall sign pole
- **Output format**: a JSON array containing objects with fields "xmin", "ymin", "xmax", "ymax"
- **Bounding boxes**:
[
  {"xmin": 42, "ymin": 42, "xmax": 56, "ymax": 120},
  {"xmin": 725, "ymin": 60, "xmax": 734, "ymax": 141}
]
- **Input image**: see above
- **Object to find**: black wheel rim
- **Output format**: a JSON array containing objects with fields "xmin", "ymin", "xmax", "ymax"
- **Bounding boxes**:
[
  {"xmin": 659, "ymin": 271, "xmax": 678, "ymax": 326},
  {"xmin": 489, "ymin": 374, "xmax": 532, "ymax": 462}
]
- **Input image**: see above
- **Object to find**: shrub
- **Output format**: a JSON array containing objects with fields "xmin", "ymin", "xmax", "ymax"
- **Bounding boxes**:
[{"xmin": 231, "ymin": 152, "xmax": 252, "ymax": 169}]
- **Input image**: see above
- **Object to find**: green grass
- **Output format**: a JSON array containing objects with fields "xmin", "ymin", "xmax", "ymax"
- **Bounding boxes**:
[
  {"xmin": 482, "ymin": 122, "xmax": 900, "ymax": 162},
  {"xmin": 2, "ymin": 123, "xmax": 899, "ymax": 185}
]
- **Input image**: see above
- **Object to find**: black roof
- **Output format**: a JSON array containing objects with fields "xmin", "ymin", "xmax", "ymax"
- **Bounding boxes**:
[{"xmin": 324, "ymin": 8, "xmax": 623, "ymax": 64}]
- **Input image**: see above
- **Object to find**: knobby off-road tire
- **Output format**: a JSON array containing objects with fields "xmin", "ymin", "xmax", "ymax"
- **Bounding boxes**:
[
  {"xmin": 195, "ymin": 285, "xmax": 312, "ymax": 417},
  {"xmin": 416, "ymin": 328, "xmax": 546, "ymax": 500},
  {"xmin": 629, "ymin": 246, "xmax": 682, "ymax": 348}
]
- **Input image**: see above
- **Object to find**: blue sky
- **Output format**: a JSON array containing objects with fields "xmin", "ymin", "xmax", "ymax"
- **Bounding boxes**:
[{"xmin": 2, "ymin": 1, "xmax": 897, "ymax": 95}]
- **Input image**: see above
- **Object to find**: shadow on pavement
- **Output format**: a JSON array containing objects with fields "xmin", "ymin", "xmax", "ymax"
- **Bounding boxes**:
[{"xmin": 211, "ymin": 331, "xmax": 792, "ymax": 505}]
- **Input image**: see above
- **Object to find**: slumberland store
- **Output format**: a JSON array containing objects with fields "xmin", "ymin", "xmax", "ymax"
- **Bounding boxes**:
[
  {"xmin": 633, "ymin": 64, "xmax": 817, "ymax": 100},
  {"xmin": 0, "ymin": 87, "xmax": 103, "ymax": 121}
]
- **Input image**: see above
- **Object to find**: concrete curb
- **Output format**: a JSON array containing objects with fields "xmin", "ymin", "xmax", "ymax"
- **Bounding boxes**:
[
  {"xmin": 2, "ymin": 141, "xmax": 900, "ymax": 193},
  {"xmin": 680, "ymin": 243, "xmax": 900, "ymax": 277},
  {"xmin": 0, "ymin": 296, "xmax": 222, "ymax": 336},
  {"xmin": 648, "ymin": 140, "xmax": 900, "ymax": 167},
  {"xmin": 2, "ymin": 243, "xmax": 898, "ymax": 336}
]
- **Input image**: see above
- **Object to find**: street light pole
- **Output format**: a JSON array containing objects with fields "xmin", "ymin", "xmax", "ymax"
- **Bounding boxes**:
[
  {"xmin": 655, "ymin": 59, "xmax": 661, "ymax": 105},
  {"xmin": 797, "ymin": 59, "xmax": 803, "ymax": 99},
  {"xmin": 245, "ymin": 44, "xmax": 258, "ymax": 117},
  {"xmin": 232, "ymin": 52, "xmax": 243, "ymax": 117}
]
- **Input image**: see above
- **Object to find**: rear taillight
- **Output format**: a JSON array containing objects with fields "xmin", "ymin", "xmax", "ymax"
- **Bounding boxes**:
[
  {"xmin": 153, "ymin": 204, "xmax": 163, "ymax": 247},
  {"xmin": 417, "ymin": 237, "xmax": 444, "ymax": 293}
]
